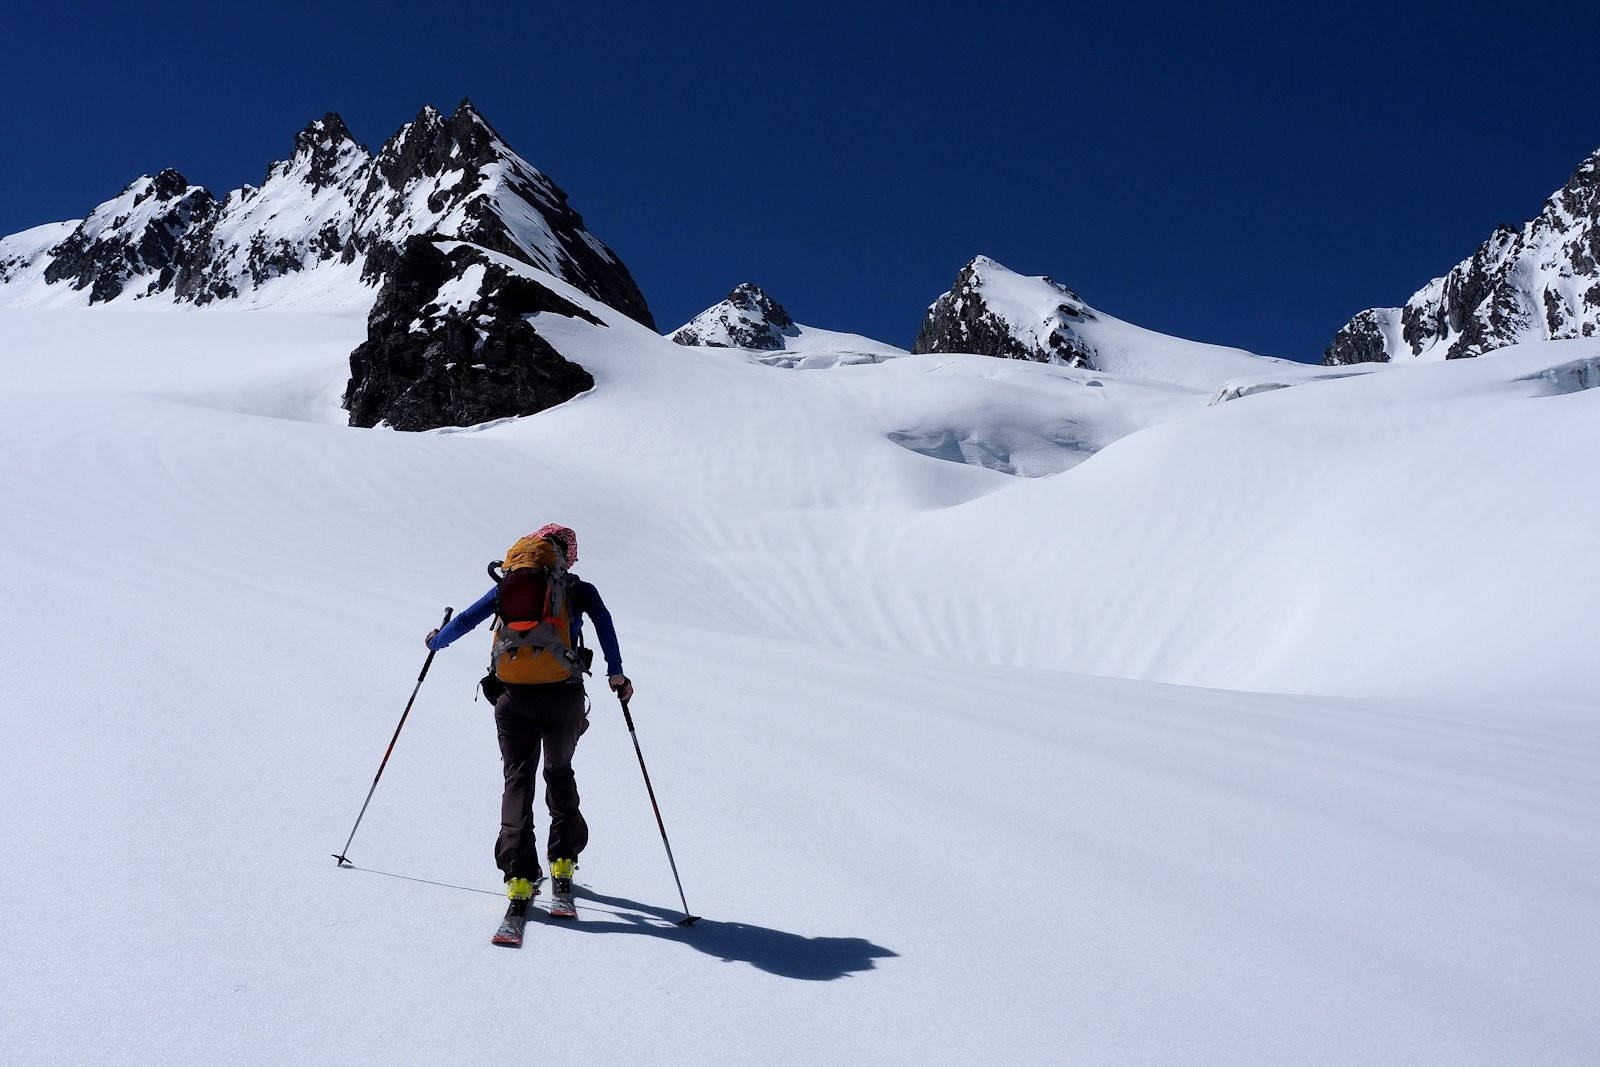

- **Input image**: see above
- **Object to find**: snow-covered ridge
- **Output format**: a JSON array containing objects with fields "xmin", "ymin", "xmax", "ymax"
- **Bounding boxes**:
[
  {"xmin": 0, "ymin": 101, "xmax": 653, "ymax": 325},
  {"xmin": 1326, "ymin": 145, "xmax": 1600, "ymax": 364},
  {"xmin": 914, "ymin": 255, "xmax": 1285, "ymax": 392}
]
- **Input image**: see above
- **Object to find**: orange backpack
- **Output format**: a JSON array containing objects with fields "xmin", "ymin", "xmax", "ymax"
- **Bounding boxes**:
[{"xmin": 489, "ymin": 535, "xmax": 587, "ymax": 684}]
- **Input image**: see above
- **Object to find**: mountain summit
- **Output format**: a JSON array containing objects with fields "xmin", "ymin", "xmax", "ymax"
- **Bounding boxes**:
[
  {"xmin": 913, "ymin": 256, "xmax": 1275, "ymax": 390},
  {"xmin": 671, "ymin": 283, "xmax": 798, "ymax": 349},
  {"xmin": 1325, "ymin": 147, "xmax": 1600, "ymax": 364},
  {"xmin": 0, "ymin": 101, "xmax": 653, "ymax": 326},
  {"xmin": 914, "ymin": 255, "xmax": 1097, "ymax": 366}
]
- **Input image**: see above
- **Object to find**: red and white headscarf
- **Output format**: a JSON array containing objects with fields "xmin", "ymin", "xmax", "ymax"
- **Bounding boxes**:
[{"xmin": 531, "ymin": 522, "xmax": 579, "ymax": 566}]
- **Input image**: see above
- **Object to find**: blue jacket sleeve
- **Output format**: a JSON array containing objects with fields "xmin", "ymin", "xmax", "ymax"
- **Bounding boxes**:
[
  {"xmin": 427, "ymin": 587, "xmax": 497, "ymax": 650},
  {"xmin": 574, "ymin": 580, "xmax": 624, "ymax": 677}
]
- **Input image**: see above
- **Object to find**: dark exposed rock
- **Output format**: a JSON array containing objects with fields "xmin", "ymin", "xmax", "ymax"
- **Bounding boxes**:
[
  {"xmin": 672, "ymin": 283, "xmax": 797, "ymax": 349},
  {"xmin": 294, "ymin": 114, "xmax": 364, "ymax": 194},
  {"xmin": 42, "ymin": 169, "xmax": 218, "ymax": 303},
  {"xmin": 1325, "ymin": 147, "xmax": 1600, "ymax": 364},
  {"xmin": 1323, "ymin": 308, "xmax": 1396, "ymax": 366},
  {"xmin": 344, "ymin": 237, "xmax": 602, "ymax": 431},
  {"xmin": 913, "ymin": 256, "xmax": 1097, "ymax": 367}
]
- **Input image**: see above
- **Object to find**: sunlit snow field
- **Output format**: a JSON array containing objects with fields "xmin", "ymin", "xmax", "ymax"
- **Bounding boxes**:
[{"xmin": 2, "ymin": 293, "xmax": 1597, "ymax": 1065}]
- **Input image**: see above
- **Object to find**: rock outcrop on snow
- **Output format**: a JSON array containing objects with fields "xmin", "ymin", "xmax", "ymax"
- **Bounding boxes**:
[
  {"xmin": 344, "ymin": 237, "xmax": 603, "ymax": 431},
  {"xmin": 0, "ymin": 101, "xmax": 653, "ymax": 328},
  {"xmin": 912, "ymin": 256, "xmax": 1098, "ymax": 366},
  {"xmin": 671, "ymin": 283, "xmax": 798, "ymax": 350},
  {"xmin": 1325, "ymin": 147, "xmax": 1600, "ymax": 364}
]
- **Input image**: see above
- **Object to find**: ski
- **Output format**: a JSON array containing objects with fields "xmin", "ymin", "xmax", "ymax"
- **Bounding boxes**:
[
  {"xmin": 548, "ymin": 882, "xmax": 577, "ymax": 920},
  {"xmin": 492, "ymin": 899, "xmax": 531, "ymax": 947}
]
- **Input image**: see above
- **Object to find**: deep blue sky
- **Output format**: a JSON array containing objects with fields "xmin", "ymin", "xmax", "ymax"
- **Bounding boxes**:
[{"xmin": 5, "ymin": 2, "xmax": 1598, "ymax": 361}]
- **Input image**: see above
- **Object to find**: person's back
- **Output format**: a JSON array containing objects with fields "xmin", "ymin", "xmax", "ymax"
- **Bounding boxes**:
[{"xmin": 425, "ymin": 523, "xmax": 632, "ymax": 919}]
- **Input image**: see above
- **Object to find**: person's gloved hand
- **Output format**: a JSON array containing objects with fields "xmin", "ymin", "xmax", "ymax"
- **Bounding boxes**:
[
  {"xmin": 425, "ymin": 628, "xmax": 440, "ymax": 649},
  {"xmin": 609, "ymin": 674, "xmax": 634, "ymax": 704}
]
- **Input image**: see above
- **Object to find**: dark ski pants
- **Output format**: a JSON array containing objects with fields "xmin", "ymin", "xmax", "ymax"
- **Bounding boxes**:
[{"xmin": 494, "ymin": 681, "xmax": 589, "ymax": 879}]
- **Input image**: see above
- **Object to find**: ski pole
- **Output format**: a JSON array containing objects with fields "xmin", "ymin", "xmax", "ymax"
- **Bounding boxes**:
[
  {"xmin": 616, "ymin": 690, "xmax": 700, "ymax": 926},
  {"xmin": 333, "ymin": 606, "xmax": 453, "ymax": 867}
]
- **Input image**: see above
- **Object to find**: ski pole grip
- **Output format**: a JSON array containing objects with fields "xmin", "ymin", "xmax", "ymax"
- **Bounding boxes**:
[
  {"xmin": 617, "ymin": 690, "xmax": 636, "ymax": 730},
  {"xmin": 417, "ymin": 606, "xmax": 454, "ymax": 680}
]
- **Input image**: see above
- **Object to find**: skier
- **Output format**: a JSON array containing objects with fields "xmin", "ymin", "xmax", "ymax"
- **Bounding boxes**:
[{"xmin": 424, "ymin": 523, "xmax": 632, "ymax": 920}]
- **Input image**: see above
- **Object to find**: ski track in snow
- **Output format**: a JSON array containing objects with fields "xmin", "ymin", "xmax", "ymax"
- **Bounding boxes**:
[{"xmin": 1, "ymin": 307, "xmax": 1597, "ymax": 1065}]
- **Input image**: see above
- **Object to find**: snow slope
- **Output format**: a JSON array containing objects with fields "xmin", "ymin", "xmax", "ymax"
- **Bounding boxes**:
[{"xmin": 1, "ymin": 294, "xmax": 1597, "ymax": 1064}]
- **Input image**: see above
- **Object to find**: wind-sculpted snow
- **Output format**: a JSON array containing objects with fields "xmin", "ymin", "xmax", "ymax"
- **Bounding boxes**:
[{"xmin": 2, "ymin": 304, "xmax": 1598, "ymax": 1064}]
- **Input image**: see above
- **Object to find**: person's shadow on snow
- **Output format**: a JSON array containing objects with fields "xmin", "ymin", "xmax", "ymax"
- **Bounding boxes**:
[{"xmin": 564, "ymin": 888, "xmax": 897, "ymax": 981}]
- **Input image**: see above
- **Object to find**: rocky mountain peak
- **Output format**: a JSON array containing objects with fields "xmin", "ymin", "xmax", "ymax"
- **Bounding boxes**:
[
  {"xmin": 912, "ymin": 255, "xmax": 1097, "ymax": 366},
  {"xmin": 362, "ymin": 100, "xmax": 510, "ymax": 192},
  {"xmin": 368, "ymin": 104, "xmax": 450, "ymax": 193},
  {"xmin": 727, "ymin": 282, "xmax": 793, "ymax": 325},
  {"xmin": 444, "ymin": 98, "xmax": 510, "ymax": 165},
  {"xmin": 1, "ymin": 101, "xmax": 652, "ymax": 327},
  {"xmin": 41, "ymin": 170, "xmax": 217, "ymax": 303},
  {"xmin": 1326, "ymin": 144, "xmax": 1600, "ymax": 364},
  {"xmin": 140, "ymin": 168, "xmax": 195, "ymax": 205},
  {"xmin": 672, "ymin": 282, "xmax": 797, "ymax": 349},
  {"xmin": 286, "ymin": 113, "xmax": 365, "ymax": 192}
]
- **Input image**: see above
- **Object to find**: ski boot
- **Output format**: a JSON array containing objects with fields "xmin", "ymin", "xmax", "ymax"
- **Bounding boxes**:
[{"xmin": 549, "ymin": 858, "xmax": 577, "ymax": 919}]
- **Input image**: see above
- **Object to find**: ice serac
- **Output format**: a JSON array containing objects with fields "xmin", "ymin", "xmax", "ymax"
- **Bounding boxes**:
[
  {"xmin": 41, "ymin": 170, "xmax": 218, "ymax": 304},
  {"xmin": 913, "ymin": 255, "xmax": 1097, "ymax": 366},
  {"xmin": 343, "ymin": 237, "xmax": 602, "ymax": 431},
  {"xmin": 671, "ymin": 283, "xmax": 798, "ymax": 350},
  {"xmin": 1326, "ymin": 146, "xmax": 1600, "ymax": 365}
]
